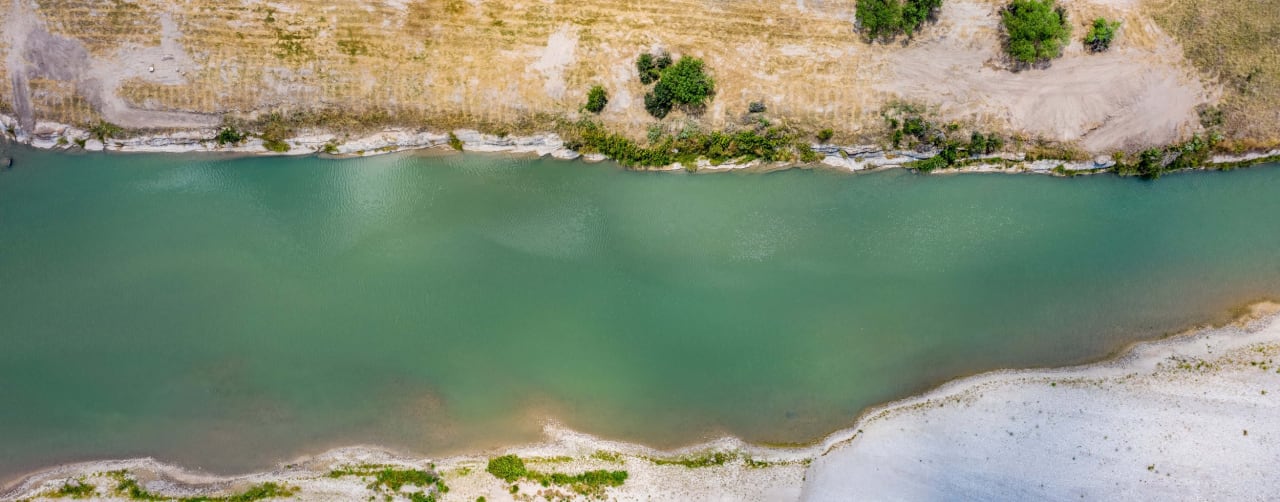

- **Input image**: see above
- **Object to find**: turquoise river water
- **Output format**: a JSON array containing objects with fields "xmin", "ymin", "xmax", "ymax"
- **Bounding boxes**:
[{"xmin": 1, "ymin": 147, "xmax": 1279, "ymax": 483}]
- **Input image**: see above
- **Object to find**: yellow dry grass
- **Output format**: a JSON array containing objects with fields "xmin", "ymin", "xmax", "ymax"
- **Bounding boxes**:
[
  {"xmin": 1149, "ymin": 0, "xmax": 1280, "ymax": 150},
  {"xmin": 20, "ymin": 0, "xmax": 888, "ymax": 138},
  {"xmin": 38, "ymin": 0, "xmax": 161, "ymax": 56},
  {"xmin": 3, "ymin": 0, "xmax": 1276, "ymax": 150},
  {"xmin": 25, "ymin": 77, "xmax": 97, "ymax": 125}
]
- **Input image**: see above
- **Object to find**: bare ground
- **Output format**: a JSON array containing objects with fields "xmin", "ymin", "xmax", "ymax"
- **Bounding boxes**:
[{"xmin": 879, "ymin": 0, "xmax": 1208, "ymax": 153}]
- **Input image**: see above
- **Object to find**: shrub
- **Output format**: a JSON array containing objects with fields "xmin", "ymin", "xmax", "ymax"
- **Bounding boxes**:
[
  {"xmin": 901, "ymin": 0, "xmax": 943, "ymax": 36},
  {"xmin": 88, "ymin": 121, "xmax": 123, "ymax": 142},
  {"xmin": 584, "ymin": 85, "xmax": 608, "ymax": 113},
  {"xmin": 55, "ymin": 480, "xmax": 95, "ymax": 498},
  {"xmin": 257, "ymin": 111, "xmax": 293, "ymax": 152},
  {"xmin": 817, "ymin": 128, "xmax": 834, "ymax": 142},
  {"xmin": 856, "ymin": 0, "xmax": 903, "ymax": 41},
  {"xmin": 263, "ymin": 139, "xmax": 290, "ymax": 152},
  {"xmin": 215, "ymin": 127, "xmax": 245, "ymax": 146},
  {"xmin": 856, "ymin": 0, "xmax": 943, "ymax": 41},
  {"xmin": 487, "ymin": 455, "xmax": 527, "ymax": 482},
  {"xmin": 748, "ymin": 101, "xmax": 767, "ymax": 113},
  {"xmin": 1084, "ymin": 18, "xmax": 1119, "ymax": 53},
  {"xmin": 636, "ymin": 51, "xmax": 671, "ymax": 85},
  {"xmin": 654, "ymin": 57, "xmax": 715, "ymax": 107},
  {"xmin": 910, "ymin": 154, "xmax": 949, "ymax": 172},
  {"xmin": 643, "ymin": 56, "xmax": 715, "ymax": 118},
  {"xmin": 448, "ymin": 132, "xmax": 463, "ymax": 151},
  {"xmin": 1002, "ymin": 0, "xmax": 1071, "ymax": 65},
  {"xmin": 644, "ymin": 90, "xmax": 672, "ymax": 119},
  {"xmin": 901, "ymin": 116, "xmax": 929, "ymax": 139},
  {"xmin": 969, "ymin": 131, "xmax": 986, "ymax": 154},
  {"xmin": 986, "ymin": 134, "xmax": 1004, "ymax": 153}
]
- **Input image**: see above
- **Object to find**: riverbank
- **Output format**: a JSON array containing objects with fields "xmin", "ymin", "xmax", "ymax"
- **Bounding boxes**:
[
  {"xmin": 6, "ymin": 303, "xmax": 1277, "ymax": 501},
  {"xmin": 4, "ymin": 113, "xmax": 1279, "ymax": 177}
]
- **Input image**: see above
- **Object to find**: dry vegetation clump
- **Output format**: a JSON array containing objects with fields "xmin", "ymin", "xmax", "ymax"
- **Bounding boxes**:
[{"xmin": 1151, "ymin": 0, "xmax": 1280, "ymax": 150}]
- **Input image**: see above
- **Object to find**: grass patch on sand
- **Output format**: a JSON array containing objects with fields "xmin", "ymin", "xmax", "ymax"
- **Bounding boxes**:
[
  {"xmin": 45, "ymin": 479, "xmax": 96, "ymax": 498},
  {"xmin": 649, "ymin": 451, "xmax": 736, "ymax": 468},
  {"xmin": 1152, "ymin": 0, "xmax": 1280, "ymax": 150},
  {"xmin": 327, "ymin": 464, "xmax": 449, "ymax": 502},
  {"xmin": 562, "ymin": 119, "xmax": 821, "ymax": 169},
  {"xmin": 104, "ymin": 470, "xmax": 298, "ymax": 502},
  {"xmin": 485, "ymin": 455, "xmax": 627, "ymax": 498}
]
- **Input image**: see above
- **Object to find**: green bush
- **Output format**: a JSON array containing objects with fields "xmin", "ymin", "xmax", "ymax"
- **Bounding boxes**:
[
  {"xmin": 986, "ymin": 134, "xmax": 1004, "ymax": 153},
  {"xmin": 88, "ymin": 121, "xmax": 123, "ymax": 142},
  {"xmin": 968, "ymin": 131, "xmax": 986, "ymax": 154},
  {"xmin": 263, "ymin": 139, "xmax": 290, "ymax": 153},
  {"xmin": 643, "ymin": 56, "xmax": 715, "ymax": 118},
  {"xmin": 909, "ymin": 154, "xmax": 950, "ymax": 172},
  {"xmin": 1002, "ymin": 0, "xmax": 1071, "ymax": 65},
  {"xmin": 644, "ymin": 90, "xmax": 672, "ymax": 119},
  {"xmin": 856, "ymin": 0, "xmax": 902, "ymax": 41},
  {"xmin": 584, "ymin": 85, "xmax": 608, "ymax": 114},
  {"xmin": 901, "ymin": 116, "xmax": 929, "ymax": 140},
  {"xmin": 817, "ymin": 128, "xmax": 834, "ymax": 142},
  {"xmin": 215, "ymin": 127, "xmax": 245, "ymax": 146},
  {"xmin": 1084, "ymin": 18, "xmax": 1119, "ymax": 53},
  {"xmin": 486, "ymin": 455, "xmax": 527, "ymax": 482},
  {"xmin": 448, "ymin": 132, "xmax": 463, "ymax": 151},
  {"xmin": 635, "ymin": 51, "xmax": 671, "ymax": 85},
  {"xmin": 856, "ymin": 0, "xmax": 943, "ymax": 41},
  {"xmin": 256, "ymin": 112, "xmax": 293, "ymax": 152},
  {"xmin": 901, "ymin": 0, "xmax": 943, "ymax": 36},
  {"xmin": 655, "ymin": 57, "xmax": 715, "ymax": 107},
  {"xmin": 55, "ymin": 480, "xmax": 95, "ymax": 498}
]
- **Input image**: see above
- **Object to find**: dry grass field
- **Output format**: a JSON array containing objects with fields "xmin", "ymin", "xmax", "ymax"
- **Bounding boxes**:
[
  {"xmin": 0, "ymin": 0, "xmax": 1275, "ymax": 152},
  {"xmin": 1149, "ymin": 0, "xmax": 1280, "ymax": 151}
]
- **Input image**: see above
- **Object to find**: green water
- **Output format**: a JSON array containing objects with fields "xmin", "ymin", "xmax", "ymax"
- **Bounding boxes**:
[{"xmin": 1, "ymin": 147, "xmax": 1279, "ymax": 483}]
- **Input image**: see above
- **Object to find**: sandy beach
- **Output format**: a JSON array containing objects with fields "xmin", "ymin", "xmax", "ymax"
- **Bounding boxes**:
[{"xmin": 5, "ymin": 304, "xmax": 1277, "ymax": 501}]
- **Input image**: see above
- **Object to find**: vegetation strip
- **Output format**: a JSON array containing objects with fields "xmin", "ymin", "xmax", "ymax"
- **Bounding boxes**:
[
  {"xmin": 485, "ymin": 455, "xmax": 627, "ymax": 498},
  {"xmin": 97, "ymin": 470, "xmax": 298, "ymax": 502},
  {"xmin": 327, "ymin": 464, "xmax": 449, "ymax": 502}
]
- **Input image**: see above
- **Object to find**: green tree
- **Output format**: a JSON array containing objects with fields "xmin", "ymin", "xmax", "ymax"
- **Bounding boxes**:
[
  {"xmin": 584, "ymin": 85, "xmax": 608, "ymax": 113},
  {"xmin": 901, "ymin": 0, "xmax": 943, "ymax": 36},
  {"xmin": 856, "ymin": 0, "xmax": 903, "ymax": 41},
  {"xmin": 969, "ymin": 131, "xmax": 986, "ymax": 154},
  {"xmin": 1002, "ymin": 0, "xmax": 1071, "ymax": 65},
  {"xmin": 635, "ymin": 51, "xmax": 672, "ymax": 85},
  {"xmin": 645, "ymin": 56, "xmax": 714, "ymax": 118},
  {"xmin": 655, "ymin": 57, "xmax": 715, "ymax": 107},
  {"xmin": 1084, "ymin": 18, "xmax": 1120, "ymax": 53},
  {"xmin": 644, "ymin": 87, "xmax": 673, "ymax": 119}
]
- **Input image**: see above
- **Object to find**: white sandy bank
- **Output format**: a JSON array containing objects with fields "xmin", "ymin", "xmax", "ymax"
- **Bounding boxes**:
[
  {"xmin": 804, "ymin": 304, "xmax": 1280, "ymax": 500},
  {"xmin": 5, "ymin": 307, "xmax": 1279, "ymax": 501}
]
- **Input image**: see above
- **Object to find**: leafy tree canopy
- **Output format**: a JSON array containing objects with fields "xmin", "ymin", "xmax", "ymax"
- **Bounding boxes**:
[
  {"xmin": 856, "ymin": 0, "xmax": 943, "ymax": 41},
  {"xmin": 1002, "ymin": 0, "xmax": 1071, "ymax": 64},
  {"xmin": 644, "ymin": 56, "xmax": 715, "ymax": 118}
]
